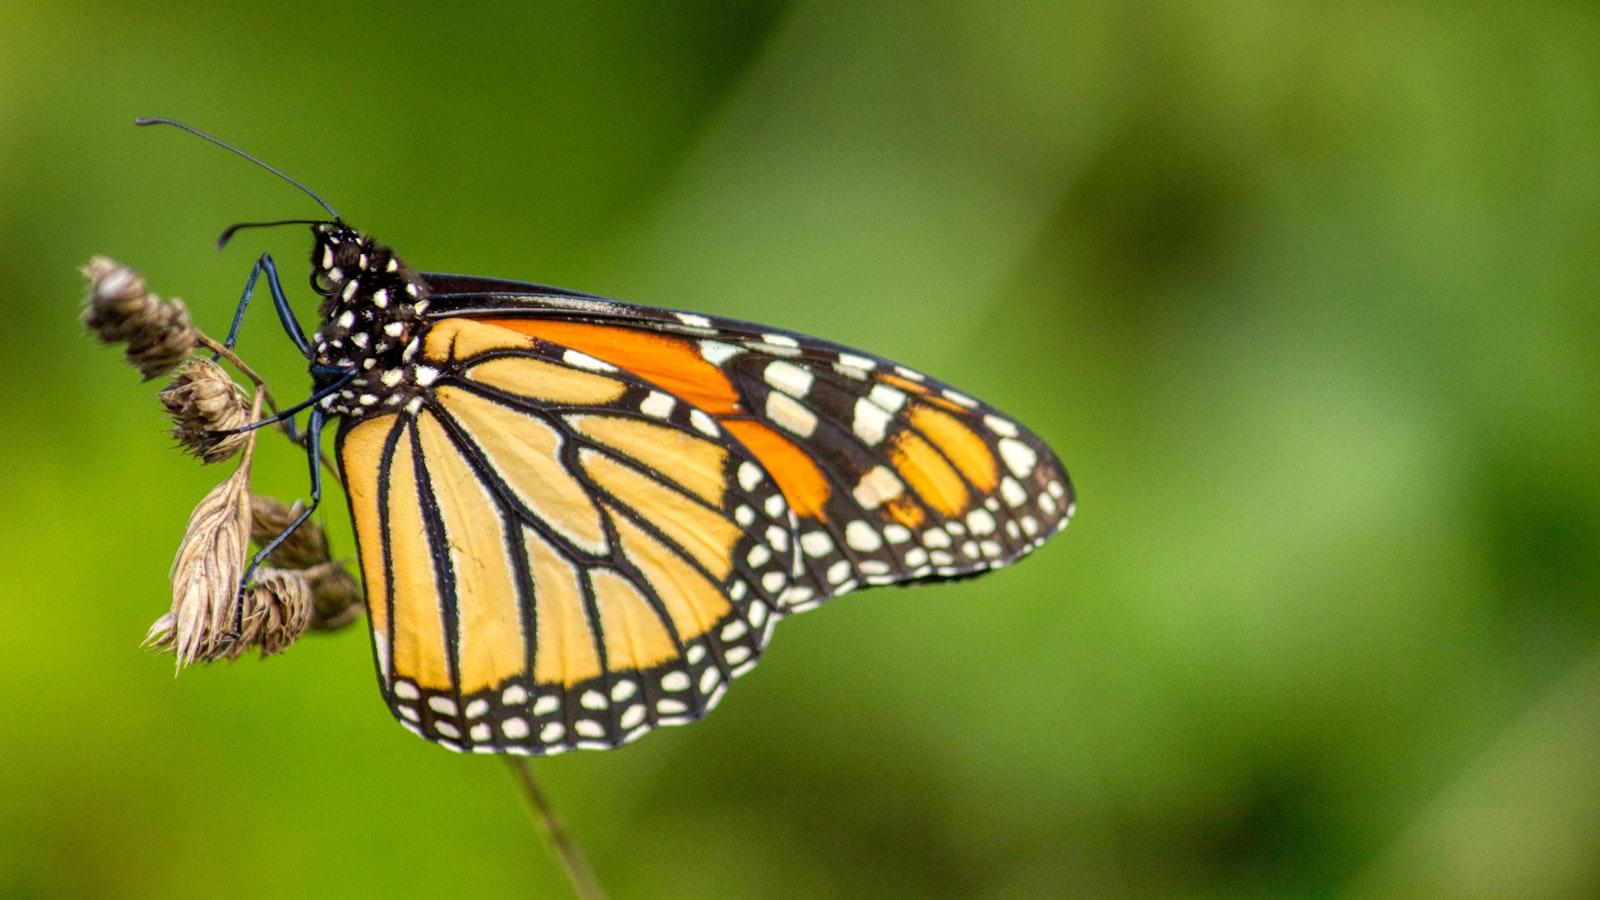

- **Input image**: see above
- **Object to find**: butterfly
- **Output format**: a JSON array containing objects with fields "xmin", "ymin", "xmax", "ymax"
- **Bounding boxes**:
[{"xmin": 143, "ymin": 119, "xmax": 1074, "ymax": 755}]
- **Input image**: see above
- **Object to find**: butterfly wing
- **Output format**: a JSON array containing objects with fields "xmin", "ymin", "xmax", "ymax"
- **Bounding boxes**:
[
  {"xmin": 338, "ymin": 317, "xmax": 798, "ymax": 755},
  {"xmin": 421, "ymin": 274, "xmax": 1075, "ymax": 611}
]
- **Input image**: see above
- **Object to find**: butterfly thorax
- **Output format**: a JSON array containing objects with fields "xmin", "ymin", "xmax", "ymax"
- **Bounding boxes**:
[{"xmin": 307, "ymin": 223, "xmax": 432, "ymax": 420}]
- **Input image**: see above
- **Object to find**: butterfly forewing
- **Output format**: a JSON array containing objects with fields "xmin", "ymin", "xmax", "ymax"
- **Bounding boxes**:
[{"xmin": 421, "ymin": 274, "xmax": 1074, "ymax": 611}]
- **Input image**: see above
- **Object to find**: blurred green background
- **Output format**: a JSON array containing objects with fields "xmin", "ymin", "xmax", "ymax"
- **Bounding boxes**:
[{"xmin": 3, "ymin": 2, "xmax": 1597, "ymax": 897}]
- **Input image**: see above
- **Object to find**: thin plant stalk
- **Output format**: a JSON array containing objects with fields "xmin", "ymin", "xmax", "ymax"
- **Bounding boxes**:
[{"xmin": 505, "ymin": 757, "xmax": 608, "ymax": 900}]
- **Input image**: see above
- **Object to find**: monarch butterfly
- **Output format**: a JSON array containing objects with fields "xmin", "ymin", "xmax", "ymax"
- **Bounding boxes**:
[{"xmin": 141, "ymin": 119, "xmax": 1074, "ymax": 755}]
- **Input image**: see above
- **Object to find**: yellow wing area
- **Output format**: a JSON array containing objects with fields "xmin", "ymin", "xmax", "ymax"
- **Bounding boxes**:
[{"xmin": 336, "ymin": 318, "xmax": 798, "ymax": 755}]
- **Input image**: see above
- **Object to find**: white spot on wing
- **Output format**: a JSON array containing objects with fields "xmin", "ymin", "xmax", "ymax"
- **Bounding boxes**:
[
  {"xmin": 999, "ymin": 438, "xmax": 1039, "ymax": 477},
  {"xmin": 844, "ymin": 520, "xmax": 883, "ymax": 552},
  {"xmin": 765, "ymin": 392, "xmax": 817, "ymax": 438},
  {"xmin": 564, "ymin": 350, "xmax": 615, "ymax": 372},
  {"xmin": 852, "ymin": 465, "xmax": 904, "ymax": 510},
  {"xmin": 763, "ymin": 360, "xmax": 814, "ymax": 398},
  {"xmin": 640, "ymin": 391, "xmax": 675, "ymax": 419}
]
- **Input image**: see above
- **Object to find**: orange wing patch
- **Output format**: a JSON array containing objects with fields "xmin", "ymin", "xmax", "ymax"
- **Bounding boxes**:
[
  {"xmin": 889, "ymin": 430, "xmax": 969, "ymax": 517},
  {"xmin": 483, "ymin": 318, "xmax": 742, "ymax": 415},
  {"xmin": 722, "ymin": 419, "xmax": 831, "ymax": 520},
  {"xmin": 907, "ymin": 402, "xmax": 999, "ymax": 492}
]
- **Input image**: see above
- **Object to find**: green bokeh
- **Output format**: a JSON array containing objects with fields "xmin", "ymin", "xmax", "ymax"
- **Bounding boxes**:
[{"xmin": 4, "ymin": 2, "xmax": 1598, "ymax": 897}]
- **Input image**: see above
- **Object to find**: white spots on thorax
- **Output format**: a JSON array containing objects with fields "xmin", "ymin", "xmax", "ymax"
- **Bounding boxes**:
[
  {"xmin": 372, "ymin": 288, "xmax": 389, "ymax": 308},
  {"xmin": 337, "ymin": 310, "xmax": 355, "ymax": 329},
  {"xmin": 404, "ymin": 397, "xmax": 424, "ymax": 415},
  {"xmin": 383, "ymin": 321, "xmax": 405, "ymax": 337},
  {"xmin": 380, "ymin": 369, "xmax": 404, "ymax": 388},
  {"xmin": 414, "ymin": 365, "xmax": 439, "ymax": 386},
  {"xmin": 766, "ymin": 392, "xmax": 817, "ymax": 438},
  {"xmin": 321, "ymin": 246, "xmax": 334, "ymax": 270}
]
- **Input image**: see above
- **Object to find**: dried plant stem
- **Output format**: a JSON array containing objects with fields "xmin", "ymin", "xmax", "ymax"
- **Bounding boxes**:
[
  {"xmin": 194, "ymin": 333, "xmax": 341, "ymax": 483},
  {"xmin": 505, "ymin": 758, "xmax": 607, "ymax": 900}
]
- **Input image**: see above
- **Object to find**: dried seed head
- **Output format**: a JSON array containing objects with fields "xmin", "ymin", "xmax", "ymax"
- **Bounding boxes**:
[
  {"xmin": 250, "ymin": 496, "xmax": 330, "ymax": 569},
  {"xmin": 160, "ymin": 358, "xmax": 253, "ymax": 463},
  {"xmin": 82, "ymin": 256, "xmax": 198, "ymax": 379},
  {"xmin": 308, "ymin": 563, "xmax": 363, "ymax": 631},
  {"xmin": 250, "ymin": 496, "xmax": 364, "ymax": 630},
  {"xmin": 163, "ymin": 465, "xmax": 253, "ymax": 668},
  {"xmin": 237, "ymin": 568, "xmax": 312, "ymax": 657}
]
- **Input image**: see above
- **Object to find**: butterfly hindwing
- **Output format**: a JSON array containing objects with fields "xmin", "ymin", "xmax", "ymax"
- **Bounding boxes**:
[{"xmin": 337, "ymin": 317, "xmax": 797, "ymax": 755}]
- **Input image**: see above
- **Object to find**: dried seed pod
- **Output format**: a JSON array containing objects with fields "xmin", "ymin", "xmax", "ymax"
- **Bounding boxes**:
[
  {"xmin": 250, "ymin": 496, "xmax": 330, "ymax": 570},
  {"xmin": 238, "ymin": 568, "xmax": 312, "ymax": 657},
  {"xmin": 160, "ymin": 358, "xmax": 252, "ymax": 463},
  {"xmin": 307, "ymin": 564, "xmax": 363, "ymax": 631},
  {"xmin": 81, "ymin": 256, "xmax": 197, "ymax": 379},
  {"xmin": 163, "ymin": 465, "xmax": 253, "ymax": 668}
]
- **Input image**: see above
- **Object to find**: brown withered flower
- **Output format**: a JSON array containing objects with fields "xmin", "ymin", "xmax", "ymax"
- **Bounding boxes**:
[
  {"xmin": 81, "ymin": 256, "xmax": 197, "ymax": 379},
  {"xmin": 250, "ymin": 497, "xmax": 364, "ymax": 631},
  {"xmin": 157, "ymin": 464, "xmax": 254, "ymax": 668},
  {"xmin": 237, "ymin": 568, "xmax": 313, "ymax": 657},
  {"xmin": 160, "ymin": 358, "xmax": 252, "ymax": 463}
]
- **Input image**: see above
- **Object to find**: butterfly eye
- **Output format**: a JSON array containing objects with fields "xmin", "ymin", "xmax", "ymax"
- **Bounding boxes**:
[{"xmin": 311, "ymin": 270, "xmax": 337, "ymax": 295}]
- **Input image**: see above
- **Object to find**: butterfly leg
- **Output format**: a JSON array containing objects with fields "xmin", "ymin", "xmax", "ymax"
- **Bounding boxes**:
[
  {"xmin": 222, "ymin": 254, "xmax": 311, "ymax": 357},
  {"xmin": 232, "ymin": 406, "xmax": 326, "ymax": 635}
]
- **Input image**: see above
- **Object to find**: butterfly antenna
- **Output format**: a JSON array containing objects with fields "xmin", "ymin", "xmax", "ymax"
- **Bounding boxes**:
[{"xmin": 135, "ymin": 117, "xmax": 341, "ymax": 221}]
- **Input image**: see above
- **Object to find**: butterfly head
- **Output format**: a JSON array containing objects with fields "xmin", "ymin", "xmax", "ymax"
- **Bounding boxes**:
[{"xmin": 308, "ymin": 222, "xmax": 432, "ymax": 418}]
